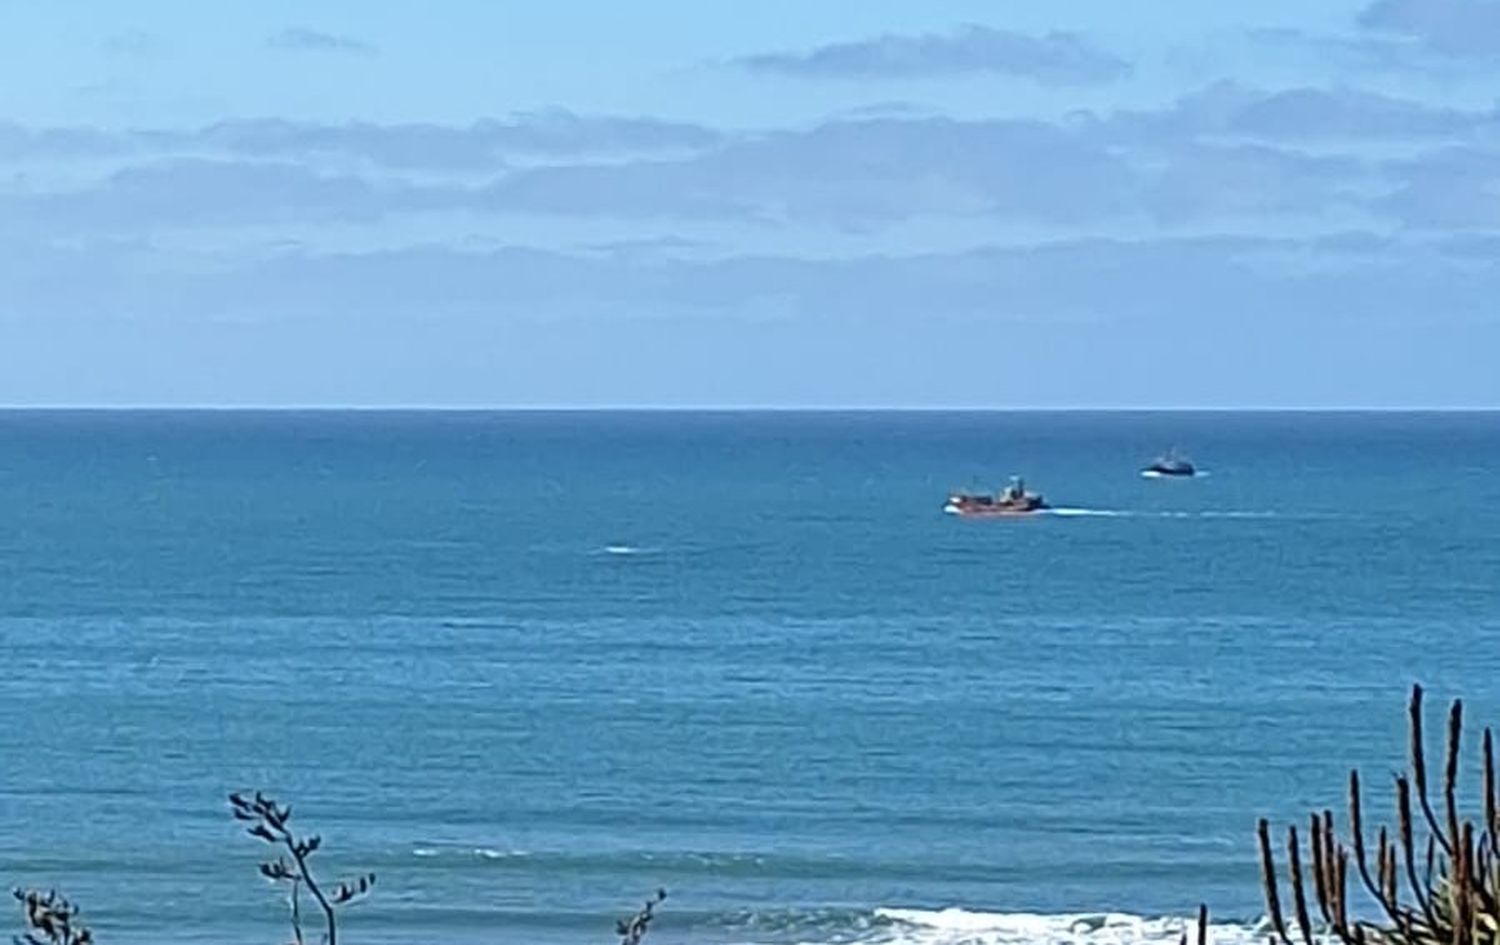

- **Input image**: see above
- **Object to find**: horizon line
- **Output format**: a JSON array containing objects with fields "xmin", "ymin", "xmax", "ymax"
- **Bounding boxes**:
[{"xmin": 1, "ymin": 404, "xmax": 1498, "ymax": 413}]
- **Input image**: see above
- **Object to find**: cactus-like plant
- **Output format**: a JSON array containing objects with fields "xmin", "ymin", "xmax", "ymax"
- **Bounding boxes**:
[
  {"xmin": 1258, "ymin": 684, "xmax": 1500, "ymax": 945},
  {"xmin": 11, "ymin": 889, "xmax": 92, "ymax": 945},
  {"xmin": 229, "ymin": 792, "xmax": 374, "ymax": 945},
  {"xmin": 615, "ymin": 889, "xmax": 666, "ymax": 945}
]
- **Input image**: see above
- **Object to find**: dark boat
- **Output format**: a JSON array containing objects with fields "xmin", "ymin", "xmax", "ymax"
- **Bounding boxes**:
[
  {"xmin": 1142, "ymin": 448, "xmax": 1196, "ymax": 478},
  {"xmin": 944, "ymin": 476, "xmax": 1049, "ymax": 516}
]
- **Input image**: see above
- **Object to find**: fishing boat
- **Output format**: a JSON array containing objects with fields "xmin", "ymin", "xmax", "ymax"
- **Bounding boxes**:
[
  {"xmin": 944, "ymin": 476, "xmax": 1049, "ymax": 516},
  {"xmin": 1142, "ymin": 448, "xmax": 1196, "ymax": 478}
]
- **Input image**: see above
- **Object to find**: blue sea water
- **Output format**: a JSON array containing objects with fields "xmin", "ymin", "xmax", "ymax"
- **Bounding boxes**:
[{"xmin": 2, "ymin": 410, "xmax": 1498, "ymax": 945}]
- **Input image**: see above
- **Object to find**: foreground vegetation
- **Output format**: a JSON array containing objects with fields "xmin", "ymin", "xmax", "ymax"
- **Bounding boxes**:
[
  {"xmin": 1259, "ymin": 685, "xmax": 1500, "ymax": 945},
  {"xmin": 13, "ymin": 792, "xmax": 664, "ymax": 945},
  {"xmin": 16, "ymin": 684, "xmax": 1500, "ymax": 945}
]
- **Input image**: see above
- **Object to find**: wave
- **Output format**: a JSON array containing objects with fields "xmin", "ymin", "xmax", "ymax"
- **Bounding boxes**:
[
  {"xmin": 411, "ymin": 845, "xmax": 530, "ymax": 860},
  {"xmin": 715, "ymin": 906, "xmax": 1268, "ymax": 945},
  {"xmin": 597, "ymin": 543, "xmax": 660, "ymax": 556},
  {"xmin": 408, "ymin": 846, "xmax": 791, "ymax": 873},
  {"xmin": 858, "ymin": 908, "xmax": 1266, "ymax": 945},
  {"xmin": 715, "ymin": 908, "xmax": 1263, "ymax": 945}
]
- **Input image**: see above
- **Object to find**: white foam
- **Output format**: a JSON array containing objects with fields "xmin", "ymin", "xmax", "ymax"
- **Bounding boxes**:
[
  {"xmin": 474, "ymin": 846, "xmax": 528, "ymax": 859},
  {"xmin": 1043, "ymin": 508, "xmax": 1127, "ymax": 517},
  {"xmin": 1040, "ymin": 508, "xmax": 1278, "ymax": 520},
  {"xmin": 602, "ymin": 544, "xmax": 646, "ymax": 555},
  {"xmin": 862, "ymin": 908, "xmax": 1265, "ymax": 945},
  {"xmin": 411, "ymin": 845, "xmax": 529, "ymax": 860}
]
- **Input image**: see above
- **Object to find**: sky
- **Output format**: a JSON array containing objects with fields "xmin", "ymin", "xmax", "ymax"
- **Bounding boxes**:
[{"xmin": 3, "ymin": 0, "xmax": 1500, "ymax": 407}]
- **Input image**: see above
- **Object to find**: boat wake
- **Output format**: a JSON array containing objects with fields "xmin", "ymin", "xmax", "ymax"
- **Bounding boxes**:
[
  {"xmin": 1141, "ymin": 469, "xmax": 1211, "ymax": 479},
  {"xmin": 1042, "ymin": 508, "xmax": 1281, "ymax": 520},
  {"xmin": 1043, "ymin": 507, "xmax": 1128, "ymax": 517}
]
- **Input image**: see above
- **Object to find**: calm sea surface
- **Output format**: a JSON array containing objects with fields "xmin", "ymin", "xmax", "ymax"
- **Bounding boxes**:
[{"xmin": 2, "ymin": 411, "xmax": 1497, "ymax": 945}]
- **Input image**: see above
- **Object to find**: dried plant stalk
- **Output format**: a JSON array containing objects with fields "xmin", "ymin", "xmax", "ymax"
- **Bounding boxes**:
[
  {"xmin": 616, "ymin": 889, "xmax": 667, "ymax": 945},
  {"xmin": 230, "ymin": 792, "xmax": 375, "ymax": 945},
  {"xmin": 1259, "ymin": 685, "xmax": 1500, "ymax": 945},
  {"xmin": 12, "ymin": 889, "xmax": 92, "ymax": 945}
]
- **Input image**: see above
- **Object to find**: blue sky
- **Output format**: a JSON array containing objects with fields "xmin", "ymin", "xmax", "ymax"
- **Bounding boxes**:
[{"xmin": 3, "ymin": 0, "xmax": 1499, "ymax": 406}]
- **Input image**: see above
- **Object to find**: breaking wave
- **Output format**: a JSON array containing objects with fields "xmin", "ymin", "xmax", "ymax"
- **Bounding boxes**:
[
  {"xmin": 595, "ymin": 543, "xmax": 660, "ymax": 556},
  {"xmin": 864, "ymin": 908, "xmax": 1263, "ymax": 945},
  {"xmin": 722, "ymin": 907, "xmax": 1266, "ymax": 945},
  {"xmin": 411, "ymin": 846, "xmax": 531, "ymax": 860}
]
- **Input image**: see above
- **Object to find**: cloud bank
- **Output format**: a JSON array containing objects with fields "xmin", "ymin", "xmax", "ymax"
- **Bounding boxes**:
[
  {"xmin": 1358, "ymin": 0, "xmax": 1500, "ymax": 57},
  {"xmin": 8, "ymin": 84, "xmax": 1497, "ymax": 236},
  {"xmin": 738, "ymin": 25, "xmax": 1130, "ymax": 84},
  {"xmin": 9, "ymin": 9, "xmax": 1500, "ymax": 406}
]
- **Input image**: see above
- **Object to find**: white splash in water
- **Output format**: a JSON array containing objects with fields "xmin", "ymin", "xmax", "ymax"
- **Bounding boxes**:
[
  {"xmin": 602, "ymin": 544, "xmax": 645, "ymax": 556},
  {"xmin": 474, "ymin": 846, "xmax": 528, "ymax": 859},
  {"xmin": 861, "ymin": 908, "xmax": 1266, "ymax": 945},
  {"xmin": 411, "ymin": 845, "xmax": 530, "ymax": 860}
]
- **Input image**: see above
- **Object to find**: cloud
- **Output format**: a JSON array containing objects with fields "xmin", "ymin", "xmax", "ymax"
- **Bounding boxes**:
[
  {"xmin": 1432, "ymin": 232, "xmax": 1500, "ymax": 258},
  {"xmin": 6, "ymin": 235, "xmax": 1497, "ymax": 407},
  {"xmin": 1377, "ymin": 147, "xmax": 1500, "ymax": 228},
  {"xmin": 1144, "ymin": 143, "xmax": 1362, "ymax": 222},
  {"xmin": 2, "ymin": 160, "xmax": 408, "ymax": 232},
  {"xmin": 10, "ymin": 93, "xmax": 1500, "ymax": 238},
  {"xmin": 1226, "ymin": 85, "xmax": 1484, "ymax": 138},
  {"xmin": 1244, "ymin": 28, "xmax": 1439, "ymax": 74},
  {"xmin": 8, "ymin": 232, "xmax": 1468, "ymax": 328},
  {"xmin": 0, "ymin": 121, "xmax": 129, "ymax": 160},
  {"xmin": 737, "ymin": 24, "xmax": 1130, "ymax": 84},
  {"xmin": 579, "ymin": 235, "xmax": 710, "ymax": 257},
  {"xmin": 468, "ymin": 113, "xmax": 1376, "ymax": 227},
  {"xmin": 1358, "ymin": 0, "xmax": 1500, "ymax": 57},
  {"xmin": 195, "ymin": 111, "xmax": 720, "ymax": 169},
  {"xmin": 0, "ymin": 110, "xmax": 1381, "ymax": 234},
  {"xmin": 480, "ymin": 116, "xmax": 1141, "ymax": 225},
  {"xmin": 828, "ymin": 101, "xmax": 939, "ymax": 120},
  {"xmin": 0, "ymin": 116, "xmax": 1143, "ymax": 230},
  {"xmin": 102, "ymin": 31, "xmax": 166, "ymax": 59},
  {"xmin": 1095, "ymin": 80, "xmax": 1496, "ymax": 142},
  {"xmin": 1312, "ymin": 230, "xmax": 1396, "ymax": 255},
  {"xmin": 0, "ymin": 234, "xmax": 1367, "ymax": 323},
  {"xmin": 0, "ymin": 113, "xmax": 721, "ymax": 171},
  {"xmin": 266, "ymin": 27, "xmax": 377, "ymax": 56}
]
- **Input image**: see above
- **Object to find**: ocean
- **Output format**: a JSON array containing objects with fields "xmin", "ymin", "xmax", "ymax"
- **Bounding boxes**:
[{"xmin": 2, "ymin": 410, "xmax": 1498, "ymax": 945}]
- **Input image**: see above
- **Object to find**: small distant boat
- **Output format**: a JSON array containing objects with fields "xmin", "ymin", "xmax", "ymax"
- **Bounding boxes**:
[
  {"xmin": 944, "ymin": 476, "xmax": 1049, "ymax": 517},
  {"xmin": 1142, "ymin": 448, "xmax": 1197, "ymax": 478}
]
